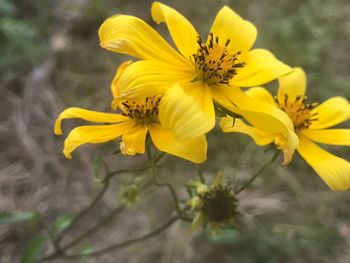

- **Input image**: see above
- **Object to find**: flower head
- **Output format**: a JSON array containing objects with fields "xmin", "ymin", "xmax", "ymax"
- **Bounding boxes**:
[
  {"xmin": 99, "ymin": 2, "xmax": 297, "ymax": 152},
  {"xmin": 188, "ymin": 173, "xmax": 238, "ymax": 232},
  {"xmin": 221, "ymin": 68, "xmax": 350, "ymax": 191},
  {"xmin": 54, "ymin": 64, "xmax": 207, "ymax": 163}
]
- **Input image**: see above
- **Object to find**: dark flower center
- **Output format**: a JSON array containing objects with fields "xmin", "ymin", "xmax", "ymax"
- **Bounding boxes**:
[
  {"xmin": 276, "ymin": 94, "xmax": 318, "ymax": 131},
  {"xmin": 201, "ymin": 185, "xmax": 238, "ymax": 223},
  {"xmin": 120, "ymin": 96, "xmax": 161, "ymax": 125},
  {"xmin": 192, "ymin": 33, "xmax": 245, "ymax": 85}
]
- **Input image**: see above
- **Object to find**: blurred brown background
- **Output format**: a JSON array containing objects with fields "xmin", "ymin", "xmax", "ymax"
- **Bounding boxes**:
[{"xmin": 1, "ymin": 0, "xmax": 349, "ymax": 262}]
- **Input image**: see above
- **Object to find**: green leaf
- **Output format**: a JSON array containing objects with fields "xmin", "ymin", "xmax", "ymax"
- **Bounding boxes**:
[
  {"xmin": 0, "ymin": 0, "xmax": 16, "ymax": 15},
  {"xmin": 80, "ymin": 245, "xmax": 95, "ymax": 255},
  {"xmin": 52, "ymin": 214, "xmax": 73, "ymax": 235},
  {"xmin": 21, "ymin": 235, "xmax": 47, "ymax": 263},
  {"xmin": 0, "ymin": 211, "xmax": 38, "ymax": 225},
  {"xmin": 93, "ymin": 152, "xmax": 104, "ymax": 180},
  {"xmin": 75, "ymin": 245, "xmax": 95, "ymax": 263},
  {"xmin": 197, "ymin": 166, "xmax": 205, "ymax": 183}
]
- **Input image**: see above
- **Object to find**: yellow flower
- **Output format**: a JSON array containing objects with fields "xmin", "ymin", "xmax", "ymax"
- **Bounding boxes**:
[
  {"xmin": 188, "ymin": 173, "xmax": 238, "ymax": 232},
  {"xmin": 54, "ymin": 84, "xmax": 207, "ymax": 163},
  {"xmin": 98, "ymin": 2, "xmax": 297, "ymax": 150},
  {"xmin": 221, "ymin": 68, "xmax": 350, "ymax": 191}
]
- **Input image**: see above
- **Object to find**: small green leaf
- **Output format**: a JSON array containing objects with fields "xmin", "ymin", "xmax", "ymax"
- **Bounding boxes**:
[
  {"xmin": 21, "ymin": 235, "xmax": 47, "ymax": 263},
  {"xmin": 80, "ymin": 245, "xmax": 95, "ymax": 255},
  {"xmin": 0, "ymin": 211, "xmax": 38, "ymax": 225},
  {"xmin": 197, "ymin": 166, "xmax": 205, "ymax": 183},
  {"xmin": 93, "ymin": 152, "xmax": 104, "ymax": 180},
  {"xmin": 75, "ymin": 245, "xmax": 95, "ymax": 263},
  {"xmin": 52, "ymin": 214, "xmax": 73, "ymax": 235}
]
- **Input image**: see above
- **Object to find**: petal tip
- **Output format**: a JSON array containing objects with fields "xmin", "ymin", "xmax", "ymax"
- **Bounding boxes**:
[
  {"xmin": 54, "ymin": 120, "xmax": 63, "ymax": 135},
  {"xmin": 63, "ymin": 150, "xmax": 72, "ymax": 159}
]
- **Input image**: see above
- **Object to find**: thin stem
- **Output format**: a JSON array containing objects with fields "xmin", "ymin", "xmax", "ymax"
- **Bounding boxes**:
[
  {"xmin": 104, "ymin": 152, "xmax": 166, "ymax": 182},
  {"xmin": 55, "ymin": 172, "xmax": 112, "ymax": 244},
  {"xmin": 58, "ymin": 216, "xmax": 180, "ymax": 260},
  {"xmin": 112, "ymin": 149, "xmax": 121, "ymax": 155},
  {"xmin": 40, "ymin": 218, "xmax": 62, "ymax": 256},
  {"xmin": 145, "ymin": 139, "xmax": 182, "ymax": 215},
  {"xmin": 41, "ymin": 167, "xmax": 158, "ymax": 262},
  {"xmin": 61, "ymin": 206, "xmax": 125, "ymax": 251},
  {"xmin": 61, "ymin": 181, "xmax": 154, "ymax": 251},
  {"xmin": 106, "ymin": 166, "xmax": 149, "ymax": 181},
  {"xmin": 235, "ymin": 150, "xmax": 279, "ymax": 194}
]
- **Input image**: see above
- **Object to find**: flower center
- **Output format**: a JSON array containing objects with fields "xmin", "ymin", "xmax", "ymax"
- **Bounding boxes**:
[
  {"xmin": 119, "ymin": 96, "xmax": 161, "ymax": 125},
  {"xmin": 276, "ymin": 94, "xmax": 318, "ymax": 131},
  {"xmin": 192, "ymin": 33, "xmax": 245, "ymax": 85},
  {"xmin": 201, "ymin": 185, "xmax": 238, "ymax": 223}
]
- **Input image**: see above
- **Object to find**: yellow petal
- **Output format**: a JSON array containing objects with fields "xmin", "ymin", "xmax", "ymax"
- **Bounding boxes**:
[
  {"xmin": 191, "ymin": 213, "xmax": 205, "ymax": 231},
  {"xmin": 195, "ymin": 183, "xmax": 210, "ymax": 194},
  {"xmin": 277, "ymin": 67, "xmax": 307, "ymax": 104},
  {"xmin": 309, "ymin": 97, "xmax": 350, "ymax": 130},
  {"xmin": 98, "ymin": 15, "xmax": 188, "ymax": 67},
  {"xmin": 54, "ymin": 107, "xmax": 129, "ymax": 135},
  {"xmin": 231, "ymin": 49, "xmax": 292, "ymax": 87},
  {"xmin": 302, "ymin": 129, "xmax": 350, "ymax": 146},
  {"xmin": 245, "ymin": 87, "xmax": 276, "ymax": 105},
  {"xmin": 159, "ymin": 83, "xmax": 214, "ymax": 141},
  {"xmin": 151, "ymin": 2, "xmax": 198, "ymax": 59},
  {"xmin": 111, "ymin": 60, "xmax": 133, "ymax": 105},
  {"xmin": 210, "ymin": 6, "xmax": 257, "ymax": 53},
  {"xmin": 211, "ymin": 172, "xmax": 224, "ymax": 188},
  {"xmin": 149, "ymin": 124, "xmax": 207, "ymax": 163},
  {"xmin": 121, "ymin": 125, "xmax": 148, "ymax": 155},
  {"xmin": 116, "ymin": 60, "xmax": 194, "ymax": 100},
  {"xmin": 212, "ymin": 84, "xmax": 298, "ymax": 150},
  {"xmin": 182, "ymin": 81, "xmax": 216, "ymax": 128},
  {"xmin": 282, "ymin": 148, "xmax": 295, "ymax": 165},
  {"xmin": 189, "ymin": 196, "xmax": 203, "ymax": 210},
  {"xmin": 63, "ymin": 123, "xmax": 133, "ymax": 159},
  {"xmin": 220, "ymin": 117, "xmax": 275, "ymax": 146},
  {"xmin": 297, "ymin": 135, "xmax": 350, "ymax": 191}
]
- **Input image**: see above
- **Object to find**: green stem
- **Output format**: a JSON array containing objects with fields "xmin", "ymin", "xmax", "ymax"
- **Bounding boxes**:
[
  {"xmin": 104, "ymin": 152, "xmax": 166, "ymax": 182},
  {"xmin": 61, "ymin": 180, "xmax": 154, "ymax": 251},
  {"xmin": 61, "ymin": 206, "xmax": 126, "ymax": 251},
  {"xmin": 145, "ymin": 138, "xmax": 182, "ymax": 215},
  {"xmin": 41, "ymin": 169, "xmax": 159, "ymax": 261},
  {"xmin": 235, "ymin": 150, "xmax": 279, "ymax": 194},
  {"xmin": 40, "ymin": 218, "xmax": 62, "ymax": 256},
  {"xmin": 55, "ymin": 172, "xmax": 112, "ymax": 244},
  {"xmin": 54, "ymin": 217, "xmax": 180, "ymax": 260},
  {"xmin": 105, "ymin": 166, "xmax": 149, "ymax": 182}
]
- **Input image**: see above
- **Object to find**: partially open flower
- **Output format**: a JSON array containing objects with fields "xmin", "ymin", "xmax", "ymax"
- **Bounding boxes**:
[{"xmin": 188, "ymin": 173, "xmax": 238, "ymax": 232}]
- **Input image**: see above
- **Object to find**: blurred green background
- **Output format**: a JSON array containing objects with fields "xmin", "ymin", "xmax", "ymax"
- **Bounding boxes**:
[{"xmin": 0, "ymin": 0, "xmax": 349, "ymax": 262}]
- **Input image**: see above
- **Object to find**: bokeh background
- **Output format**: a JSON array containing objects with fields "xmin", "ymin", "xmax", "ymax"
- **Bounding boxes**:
[{"xmin": 1, "ymin": 0, "xmax": 350, "ymax": 262}]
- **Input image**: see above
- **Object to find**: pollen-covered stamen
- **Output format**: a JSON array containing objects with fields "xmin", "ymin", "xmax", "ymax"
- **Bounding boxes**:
[
  {"xmin": 192, "ymin": 33, "xmax": 245, "ymax": 84},
  {"xmin": 119, "ymin": 96, "xmax": 161, "ymax": 125},
  {"xmin": 200, "ymin": 185, "xmax": 238, "ymax": 223},
  {"xmin": 276, "ymin": 94, "xmax": 318, "ymax": 131}
]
